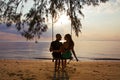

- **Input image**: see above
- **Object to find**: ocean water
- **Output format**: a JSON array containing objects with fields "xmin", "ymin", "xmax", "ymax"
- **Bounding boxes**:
[{"xmin": 0, "ymin": 41, "xmax": 120, "ymax": 61}]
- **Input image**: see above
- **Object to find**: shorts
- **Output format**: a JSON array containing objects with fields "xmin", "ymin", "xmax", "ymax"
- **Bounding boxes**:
[
  {"xmin": 52, "ymin": 53, "xmax": 61, "ymax": 59},
  {"xmin": 61, "ymin": 51, "xmax": 72, "ymax": 59}
]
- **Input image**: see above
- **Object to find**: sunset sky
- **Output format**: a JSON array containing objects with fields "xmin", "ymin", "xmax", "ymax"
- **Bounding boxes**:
[{"xmin": 0, "ymin": 0, "xmax": 120, "ymax": 42}]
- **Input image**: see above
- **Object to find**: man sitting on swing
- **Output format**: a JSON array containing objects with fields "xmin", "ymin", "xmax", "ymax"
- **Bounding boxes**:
[{"xmin": 49, "ymin": 34, "xmax": 62, "ymax": 71}]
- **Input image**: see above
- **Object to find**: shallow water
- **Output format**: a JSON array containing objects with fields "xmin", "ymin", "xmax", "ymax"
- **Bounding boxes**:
[{"xmin": 0, "ymin": 41, "xmax": 120, "ymax": 61}]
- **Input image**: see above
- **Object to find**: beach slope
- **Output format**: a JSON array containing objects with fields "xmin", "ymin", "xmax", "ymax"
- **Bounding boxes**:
[{"xmin": 0, "ymin": 60, "xmax": 120, "ymax": 80}]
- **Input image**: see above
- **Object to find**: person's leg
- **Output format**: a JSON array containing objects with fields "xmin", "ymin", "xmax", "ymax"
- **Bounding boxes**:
[
  {"xmin": 52, "ymin": 58, "xmax": 54, "ymax": 62},
  {"xmin": 55, "ymin": 59, "xmax": 57, "ymax": 71},
  {"xmin": 64, "ymin": 59, "xmax": 67, "ymax": 68},
  {"xmin": 56, "ymin": 54, "xmax": 61, "ymax": 71},
  {"xmin": 62, "ymin": 59, "xmax": 66, "ymax": 71},
  {"xmin": 58, "ymin": 59, "xmax": 60, "ymax": 71},
  {"xmin": 55, "ymin": 59, "xmax": 61, "ymax": 71},
  {"xmin": 62, "ymin": 59, "xmax": 64, "ymax": 70}
]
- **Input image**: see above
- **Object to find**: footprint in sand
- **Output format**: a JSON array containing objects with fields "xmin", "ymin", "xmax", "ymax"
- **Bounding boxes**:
[{"xmin": 93, "ymin": 70, "xmax": 100, "ymax": 73}]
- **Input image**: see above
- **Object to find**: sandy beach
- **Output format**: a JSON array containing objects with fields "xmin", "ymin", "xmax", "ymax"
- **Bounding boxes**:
[{"xmin": 0, "ymin": 59, "xmax": 120, "ymax": 80}]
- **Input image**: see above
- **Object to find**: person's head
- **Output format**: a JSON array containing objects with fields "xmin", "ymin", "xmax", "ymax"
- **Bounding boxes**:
[
  {"xmin": 64, "ymin": 33, "xmax": 74, "ymax": 47},
  {"xmin": 64, "ymin": 34, "xmax": 72, "ymax": 41},
  {"xmin": 56, "ymin": 34, "xmax": 62, "ymax": 41}
]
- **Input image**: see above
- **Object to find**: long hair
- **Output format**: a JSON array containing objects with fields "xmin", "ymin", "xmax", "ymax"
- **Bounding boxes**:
[{"xmin": 65, "ymin": 34, "xmax": 74, "ymax": 48}]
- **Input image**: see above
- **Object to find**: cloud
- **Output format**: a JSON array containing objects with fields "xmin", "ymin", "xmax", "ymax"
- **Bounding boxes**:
[
  {"xmin": 0, "ymin": 23, "xmax": 53, "ymax": 42},
  {"xmin": 0, "ymin": 31, "xmax": 25, "ymax": 42},
  {"xmin": 82, "ymin": 0, "xmax": 120, "ymax": 14},
  {"xmin": 99, "ymin": 0, "xmax": 120, "ymax": 13},
  {"xmin": 0, "ymin": 23, "xmax": 20, "ymax": 34}
]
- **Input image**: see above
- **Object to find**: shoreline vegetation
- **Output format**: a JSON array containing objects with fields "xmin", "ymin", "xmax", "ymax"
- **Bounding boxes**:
[{"xmin": 0, "ymin": 59, "xmax": 120, "ymax": 80}]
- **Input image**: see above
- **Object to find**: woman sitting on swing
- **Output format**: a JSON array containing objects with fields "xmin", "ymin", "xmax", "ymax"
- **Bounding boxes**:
[{"xmin": 61, "ymin": 34, "xmax": 79, "ymax": 70}]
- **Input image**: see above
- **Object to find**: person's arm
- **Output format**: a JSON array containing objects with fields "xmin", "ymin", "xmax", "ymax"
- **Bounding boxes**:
[
  {"xmin": 49, "ymin": 42, "xmax": 53, "ymax": 52},
  {"xmin": 71, "ymin": 47, "xmax": 79, "ymax": 61},
  {"xmin": 49, "ymin": 46, "xmax": 59, "ymax": 52}
]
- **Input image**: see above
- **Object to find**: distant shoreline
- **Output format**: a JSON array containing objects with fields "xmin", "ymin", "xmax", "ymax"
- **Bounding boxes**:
[
  {"xmin": 78, "ymin": 57, "xmax": 120, "ymax": 61},
  {"xmin": 0, "ymin": 57, "xmax": 120, "ymax": 61}
]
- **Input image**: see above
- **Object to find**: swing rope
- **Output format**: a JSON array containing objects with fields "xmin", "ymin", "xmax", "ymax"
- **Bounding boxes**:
[{"xmin": 52, "ymin": 17, "xmax": 54, "ymax": 41}]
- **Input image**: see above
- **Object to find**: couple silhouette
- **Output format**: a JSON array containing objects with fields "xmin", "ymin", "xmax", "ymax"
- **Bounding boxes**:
[{"xmin": 49, "ymin": 33, "xmax": 78, "ymax": 71}]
